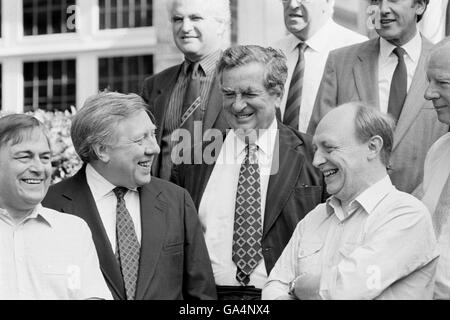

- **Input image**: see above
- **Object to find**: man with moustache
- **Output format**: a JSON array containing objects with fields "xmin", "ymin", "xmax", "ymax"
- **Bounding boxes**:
[
  {"xmin": 417, "ymin": 37, "xmax": 450, "ymax": 299},
  {"xmin": 0, "ymin": 114, "xmax": 111, "ymax": 300},
  {"xmin": 309, "ymin": 0, "xmax": 448, "ymax": 193},
  {"xmin": 263, "ymin": 102, "xmax": 438, "ymax": 300},
  {"xmin": 141, "ymin": 0, "xmax": 230, "ymax": 180},
  {"xmin": 172, "ymin": 45, "xmax": 325, "ymax": 300},
  {"xmin": 43, "ymin": 92, "xmax": 216, "ymax": 300},
  {"xmin": 274, "ymin": 0, "xmax": 366, "ymax": 132}
]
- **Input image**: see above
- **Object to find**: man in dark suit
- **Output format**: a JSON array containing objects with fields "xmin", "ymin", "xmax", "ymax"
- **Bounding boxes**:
[
  {"xmin": 43, "ymin": 92, "xmax": 216, "ymax": 300},
  {"xmin": 140, "ymin": 0, "xmax": 230, "ymax": 180},
  {"xmin": 171, "ymin": 45, "xmax": 326, "ymax": 300},
  {"xmin": 308, "ymin": 0, "xmax": 448, "ymax": 193}
]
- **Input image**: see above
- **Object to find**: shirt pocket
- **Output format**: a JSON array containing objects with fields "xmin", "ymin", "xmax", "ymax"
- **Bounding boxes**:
[{"xmin": 297, "ymin": 241, "xmax": 324, "ymax": 276}]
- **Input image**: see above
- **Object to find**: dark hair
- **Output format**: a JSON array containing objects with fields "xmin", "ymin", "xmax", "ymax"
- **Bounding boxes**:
[
  {"xmin": 352, "ymin": 102, "xmax": 396, "ymax": 167},
  {"xmin": 71, "ymin": 91, "xmax": 153, "ymax": 163},
  {"xmin": 217, "ymin": 45, "xmax": 288, "ymax": 97},
  {"xmin": 0, "ymin": 114, "xmax": 49, "ymax": 150}
]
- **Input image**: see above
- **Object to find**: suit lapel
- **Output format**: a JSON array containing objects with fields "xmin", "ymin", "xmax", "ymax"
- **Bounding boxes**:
[
  {"xmin": 64, "ymin": 169, "xmax": 126, "ymax": 299},
  {"xmin": 151, "ymin": 65, "xmax": 182, "ymax": 175},
  {"xmin": 202, "ymin": 75, "xmax": 223, "ymax": 132},
  {"xmin": 353, "ymin": 38, "xmax": 380, "ymax": 107},
  {"xmin": 263, "ymin": 124, "xmax": 304, "ymax": 239},
  {"xmin": 135, "ymin": 182, "xmax": 166, "ymax": 299},
  {"xmin": 393, "ymin": 37, "xmax": 432, "ymax": 151}
]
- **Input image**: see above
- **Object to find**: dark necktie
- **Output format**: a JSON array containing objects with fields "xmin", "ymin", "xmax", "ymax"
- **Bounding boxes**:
[
  {"xmin": 232, "ymin": 144, "xmax": 263, "ymax": 285},
  {"xmin": 446, "ymin": 1, "xmax": 450, "ymax": 36},
  {"xmin": 113, "ymin": 187, "xmax": 140, "ymax": 300},
  {"xmin": 387, "ymin": 47, "xmax": 407, "ymax": 122},
  {"xmin": 433, "ymin": 174, "xmax": 450, "ymax": 238},
  {"xmin": 181, "ymin": 61, "xmax": 203, "ymax": 127},
  {"xmin": 283, "ymin": 42, "xmax": 307, "ymax": 130}
]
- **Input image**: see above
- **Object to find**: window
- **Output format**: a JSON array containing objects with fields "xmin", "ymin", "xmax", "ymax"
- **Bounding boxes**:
[
  {"xmin": 24, "ymin": 59, "xmax": 76, "ymax": 112},
  {"xmin": 99, "ymin": 55, "xmax": 153, "ymax": 94},
  {"xmin": 230, "ymin": 0, "xmax": 238, "ymax": 45},
  {"xmin": 23, "ymin": 0, "xmax": 76, "ymax": 36},
  {"xmin": 99, "ymin": 0, "xmax": 153, "ymax": 29}
]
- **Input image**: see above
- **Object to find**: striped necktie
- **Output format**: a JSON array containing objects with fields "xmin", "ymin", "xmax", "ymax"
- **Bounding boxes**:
[{"xmin": 283, "ymin": 42, "xmax": 307, "ymax": 130}]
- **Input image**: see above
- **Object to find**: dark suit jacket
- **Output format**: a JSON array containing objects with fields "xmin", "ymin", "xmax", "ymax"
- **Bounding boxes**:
[
  {"xmin": 309, "ymin": 36, "xmax": 449, "ymax": 193},
  {"xmin": 141, "ymin": 63, "xmax": 229, "ymax": 178},
  {"xmin": 171, "ymin": 122, "xmax": 327, "ymax": 274},
  {"xmin": 42, "ymin": 167, "xmax": 217, "ymax": 300}
]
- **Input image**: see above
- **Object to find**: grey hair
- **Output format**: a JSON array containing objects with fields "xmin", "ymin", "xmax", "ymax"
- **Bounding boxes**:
[
  {"xmin": 166, "ymin": 0, "xmax": 231, "ymax": 25},
  {"xmin": 0, "ymin": 114, "xmax": 50, "ymax": 150},
  {"xmin": 217, "ymin": 45, "xmax": 288, "ymax": 97},
  {"xmin": 71, "ymin": 91, "xmax": 152, "ymax": 163},
  {"xmin": 351, "ymin": 102, "xmax": 395, "ymax": 167}
]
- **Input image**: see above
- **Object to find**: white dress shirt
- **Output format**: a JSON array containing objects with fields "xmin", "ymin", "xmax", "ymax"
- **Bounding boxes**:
[
  {"xmin": 378, "ymin": 31, "xmax": 422, "ymax": 114},
  {"xmin": 263, "ymin": 176, "xmax": 438, "ymax": 300},
  {"xmin": 198, "ymin": 120, "xmax": 278, "ymax": 288},
  {"xmin": 85, "ymin": 163, "xmax": 141, "ymax": 252},
  {"xmin": 0, "ymin": 205, "xmax": 112, "ymax": 300},
  {"xmin": 274, "ymin": 19, "xmax": 367, "ymax": 132},
  {"xmin": 419, "ymin": 132, "xmax": 450, "ymax": 299}
]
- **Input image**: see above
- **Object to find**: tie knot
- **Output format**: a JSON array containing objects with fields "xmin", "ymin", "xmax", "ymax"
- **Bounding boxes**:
[
  {"xmin": 393, "ymin": 47, "xmax": 406, "ymax": 59},
  {"xmin": 186, "ymin": 61, "xmax": 200, "ymax": 77},
  {"xmin": 247, "ymin": 144, "xmax": 258, "ymax": 164},
  {"xmin": 113, "ymin": 187, "xmax": 128, "ymax": 200},
  {"xmin": 297, "ymin": 42, "xmax": 307, "ymax": 53}
]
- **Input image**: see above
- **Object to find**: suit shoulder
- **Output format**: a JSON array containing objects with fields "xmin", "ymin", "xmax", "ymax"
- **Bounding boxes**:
[
  {"xmin": 143, "ymin": 64, "xmax": 181, "ymax": 84},
  {"xmin": 149, "ymin": 176, "xmax": 188, "ymax": 195},
  {"xmin": 329, "ymin": 39, "xmax": 371, "ymax": 58}
]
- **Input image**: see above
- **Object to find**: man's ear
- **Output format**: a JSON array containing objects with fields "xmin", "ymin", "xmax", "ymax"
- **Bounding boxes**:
[
  {"xmin": 93, "ymin": 143, "xmax": 110, "ymax": 163},
  {"xmin": 367, "ymin": 135, "xmax": 383, "ymax": 161},
  {"xmin": 415, "ymin": 0, "xmax": 427, "ymax": 17}
]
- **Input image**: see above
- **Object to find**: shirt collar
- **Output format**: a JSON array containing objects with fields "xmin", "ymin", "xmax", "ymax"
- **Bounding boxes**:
[
  {"xmin": 326, "ymin": 175, "xmax": 394, "ymax": 219},
  {"xmin": 286, "ymin": 18, "xmax": 334, "ymax": 54},
  {"xmin": 379, "ymin": 31, "xmax": 421, "ymax": 64},
  {"xmin": 183, "ymin": 50, "xmax": 222, "ymax": 77},
  {"xmin": 229, "ymin": 118, "xmax": 278, "ymax": 158},
  {"xmin": 0, "ymin": 204, "xmax": 53, "ymax": 227}
]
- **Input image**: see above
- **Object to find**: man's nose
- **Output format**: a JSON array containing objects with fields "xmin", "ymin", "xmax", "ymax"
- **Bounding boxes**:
[
  {"xmin": 312, "ymin": 149, "xmax": 325, "ymax": 168},
  {"xmin": 424, "ymin": 82, "xmax": 439, "ymax": 101},
  {"xmin": 232, "ymin": 95, "xmax": 247, "ymax": 112},
  {"xmin": 180, "ymin": 18, "xmax": 194, "ymax": 32}
]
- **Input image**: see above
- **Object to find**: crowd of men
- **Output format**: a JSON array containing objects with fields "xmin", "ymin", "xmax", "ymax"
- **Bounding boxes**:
[{"xmin": 1, "ymin": 0, "xmax": 450, "ymax": 300}]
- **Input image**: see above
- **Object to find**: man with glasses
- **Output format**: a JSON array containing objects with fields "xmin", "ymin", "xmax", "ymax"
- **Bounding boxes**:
[{"xmin": 273, "ymin": 0, "xmax": 366, "ymax": 133}]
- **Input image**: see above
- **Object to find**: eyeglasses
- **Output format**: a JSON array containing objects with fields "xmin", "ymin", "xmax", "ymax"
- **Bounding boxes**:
[{"xmin": 281, "ymin": 0, "xmax": 314, "ymax": 4}]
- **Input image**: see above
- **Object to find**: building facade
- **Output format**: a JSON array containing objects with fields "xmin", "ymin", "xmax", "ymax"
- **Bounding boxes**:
[{"xmin": 0, "ymin": 0, "xmax": 371, "ymax": 113}]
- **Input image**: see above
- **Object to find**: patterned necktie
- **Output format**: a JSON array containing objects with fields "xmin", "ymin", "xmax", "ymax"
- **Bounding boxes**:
[
  {"xmin": 388, "ymin": 47, "xmax": 407, "ymax": 122},
  {"xmin": 232, "ymin": 144, "xmax": 263, "ymax": 285},
  {"xmin": 113, "ymin": 187, "xmax": 140, "ymax": 300},
  {"xmin": 283, "ymin": 42, "xmax": 307, "ymax": 130},
  {"xmin": 433, "ymin": 174, "xmax": 450, "ymax": 238}
]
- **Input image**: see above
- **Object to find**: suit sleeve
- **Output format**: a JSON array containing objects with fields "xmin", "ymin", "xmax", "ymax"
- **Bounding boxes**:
[
  {"xmin": 307, "ymin": 53, "xmax": 339, "ymax": 135},
  {"xmin": 181, "ymin": 189, "xmax": 217, "ymax": 300}
]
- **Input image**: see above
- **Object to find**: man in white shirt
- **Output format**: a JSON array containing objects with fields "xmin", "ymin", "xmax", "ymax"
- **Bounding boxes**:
[
  {"xmin": 263, "ymin": 102, "xmax": 438, "ymax": 300},
  {"xmin": 273, "ymin": 0, "xmax": 367, "ymax": 132},
  {"xmin": 43, "ymin": 92, "xmax": 216, "ymax": 300},
  {"xmin": 417, "ymin": 38, "xmax": 450, "ymax": 299},
  {"xmin": 309, "ymin": 0, "xmax": 448, "ymax": 194},
  {"xmin": 172, "ymin": 45, "xmax": 325, "ymax": 299},
  {"xmin": 0, "ymin": 114, "xmax": 111, "ymax": 300}
]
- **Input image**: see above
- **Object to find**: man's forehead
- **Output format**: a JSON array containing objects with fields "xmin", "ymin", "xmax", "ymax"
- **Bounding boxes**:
[{"xmin": 7, "ymin": 131, "xmax": 50, "ymax": 152}]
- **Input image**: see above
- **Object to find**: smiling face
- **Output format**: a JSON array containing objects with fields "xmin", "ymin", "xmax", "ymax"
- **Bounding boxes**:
[
  {"xmin": 170, "ymin": 0, "xmax": 225, "ymax": 61},
  {"xmin": 312, "ymin": 109, "xmax": 372, "ymax": 206},
  {"xmin": 371, "ymin": 0, "xmax": 425, "ymax": 46},
  {"xmin": 0, "ymin": 129, "xmax": 52, "ymax": 214},
  {"xmin": 283, "ymin": 0, "xmax": 331, "ymax": 41},
  {"xmin": 221, "ymin": 62, "xmax": 280, "ymax": 136},
  {"xmin": 425, "ymin": 48, "xmax": 450, "ymax": 125},
  {"xmin": 101, "ymin": 110, "xmax": 160, "ymax": 189}
]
